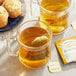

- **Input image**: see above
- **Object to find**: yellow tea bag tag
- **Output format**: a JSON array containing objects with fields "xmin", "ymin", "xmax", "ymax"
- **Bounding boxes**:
[
  {"xmin": 71, "ymin": 21, "xmax": 76, "ymax": 30},
  {"xmin": 48, "ymin": 62, "xmax": 61, "ymax": 73}
]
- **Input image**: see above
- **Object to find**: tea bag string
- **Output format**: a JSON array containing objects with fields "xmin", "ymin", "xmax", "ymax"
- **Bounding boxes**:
[{"xmin": 30, "ymin": 0, "xmax": 40, "ymax": 19}]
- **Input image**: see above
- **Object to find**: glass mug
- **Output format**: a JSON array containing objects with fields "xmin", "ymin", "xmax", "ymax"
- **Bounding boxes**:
[
  {"xmin": 7, "ymin": 20, "xmax": 52, "ymax": 69},
  {"xmin": 31, "ymin": 0, "xmax": 71, "ymax": 35}
]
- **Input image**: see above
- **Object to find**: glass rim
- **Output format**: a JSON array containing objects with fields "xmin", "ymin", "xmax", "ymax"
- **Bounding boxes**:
[
  {"xmin": 37, "ymin": 0, "xmax": 71, "ymax": 13},
  {"xmin": 16, "ymin": 19, "xmax": 52, "ymax": 50}
]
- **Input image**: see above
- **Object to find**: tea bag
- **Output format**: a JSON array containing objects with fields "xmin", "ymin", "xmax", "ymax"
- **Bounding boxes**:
[{"xmin": 32, "ymin": 36, "xmax": 49, "ymax": 47}]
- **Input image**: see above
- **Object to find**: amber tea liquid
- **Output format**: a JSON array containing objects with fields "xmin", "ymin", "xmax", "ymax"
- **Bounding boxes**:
[
  {"xmin": 19, "ymin": 27, "xmax": 50, "ymax": 69},
  {"xmin": 40, "ymin": 0, "xmax": 70, "ymax": 35}
]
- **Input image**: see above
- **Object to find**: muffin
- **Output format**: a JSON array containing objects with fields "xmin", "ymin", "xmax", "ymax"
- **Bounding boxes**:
[
  {"xmin": 0, "ymin": 0, "xmax": 5, "ymax": 5},
  {"xmin": 0, "ymin": 6, "xmax": 9, "ymax": 28},
  {"xmin": 3, "ymin": 0, "xmax": 21, "ymax": 18}
]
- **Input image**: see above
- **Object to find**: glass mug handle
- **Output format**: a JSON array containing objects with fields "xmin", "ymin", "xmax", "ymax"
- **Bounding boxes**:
[{"xmin": 6, "ymin": 36, "xmax": 19, "ymax": 56}]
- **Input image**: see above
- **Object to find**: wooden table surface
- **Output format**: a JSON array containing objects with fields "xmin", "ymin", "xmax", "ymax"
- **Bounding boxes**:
[{"xmin": 0, "ymin": 0, "xmax": 76, "ymax": 76}]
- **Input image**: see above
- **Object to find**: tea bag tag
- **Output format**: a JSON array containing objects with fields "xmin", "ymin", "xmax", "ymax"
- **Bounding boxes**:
[{"xmin": 48, "ymin": 62, "xmax": 61, "ymax": 73}]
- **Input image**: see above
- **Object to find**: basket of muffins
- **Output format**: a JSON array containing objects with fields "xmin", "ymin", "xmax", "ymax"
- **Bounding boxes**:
[{"xmin": 0, "ymin": 0, "xmax": 26, "ymax": 31}]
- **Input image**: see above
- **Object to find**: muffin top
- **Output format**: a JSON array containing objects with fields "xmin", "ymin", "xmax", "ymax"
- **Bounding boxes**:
[
  {"xmin": 0, "ymin": 6, "xmax": 8, "ymax": 15},
  {"xmin": 0, "ymin": 0, "xmax": 5, "ymax": 5},
  {"xmin": 3, "ymin": 0, "xmax": 21, "ymax": 12},
  {"xmin": 0, "ymin": 0, "xmax": 4, "ymax": 3}
]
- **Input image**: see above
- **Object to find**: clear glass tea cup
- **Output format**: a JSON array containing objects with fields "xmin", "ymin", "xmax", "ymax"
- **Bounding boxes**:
[
  {"xmin": 31, "ymin": 0, "xmax": 71, "ymax": 35},
  {"xmin": 6, "ymin": 20, "xmax": 52, "ymax": 69}
]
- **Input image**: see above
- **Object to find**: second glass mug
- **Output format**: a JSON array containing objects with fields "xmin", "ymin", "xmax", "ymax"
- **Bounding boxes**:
[
  {"xmin": 6, "ymin": 20, "xmax": 52, "ymax": 69},
  {"xmin": 31, "ymin": 0, "xmax": 71, "ymax": 35}
]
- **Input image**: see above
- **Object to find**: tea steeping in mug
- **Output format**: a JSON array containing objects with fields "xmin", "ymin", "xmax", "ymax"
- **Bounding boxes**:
[
  {"xmin": 7, "ymin": 20, "xmax": 52, "ymax": 69},
  {"xmin": 19, "ymin": 27, "xmax": 50, "ymax": 69}
]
